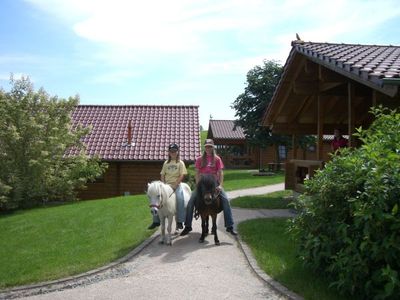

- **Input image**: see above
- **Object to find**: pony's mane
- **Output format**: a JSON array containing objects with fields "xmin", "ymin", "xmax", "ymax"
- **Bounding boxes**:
[
  {"xmin": 198, "ymin": 175, "xmax": 217, "ymax": 194},
  {"xmin": 147, "ymin": 180, "xmax": 163, "ymax": 195},
  {"xmin": 147, "ymin": 181, "xmax": 175, "ymax": 214}
]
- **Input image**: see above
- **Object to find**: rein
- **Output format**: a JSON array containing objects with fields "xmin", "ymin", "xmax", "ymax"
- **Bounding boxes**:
[
  {"xmin": 214, "ymin": 188, "xmax": 221, "ymax": 198},
  {"xmin": 168, "ymin": 189, "xmax": 176, "ymax": 198}
]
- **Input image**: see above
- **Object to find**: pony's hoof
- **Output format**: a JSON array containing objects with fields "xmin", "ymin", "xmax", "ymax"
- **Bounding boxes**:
[
  {"xmin": 215, "ymin": 241, "xmax": 220, "ymax": 246},
  {"xmin": 167, "ymin": 242, "xmax": 172, "ymax": 246},
  {"xmin": 159, "ymin": 240, "xmax": 164, "ymax": 245},
  {"xmin": 199, "ymin": 239, "xmax": 204, "ymax": 243}
]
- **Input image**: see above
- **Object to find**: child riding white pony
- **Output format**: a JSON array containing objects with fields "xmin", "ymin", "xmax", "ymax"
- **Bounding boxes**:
[{"xmin": 147, "ymin": 181, "xmax": 191, "ymax": 245}]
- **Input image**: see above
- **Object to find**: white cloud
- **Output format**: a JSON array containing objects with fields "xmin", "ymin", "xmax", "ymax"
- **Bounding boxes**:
[
  {"xmin": 21, "ymin": 0, "xmax": 400, "ymax": 128},
  {"xmin": 25, "ymin": 0, "xmax": 400, "ymax": 69}
]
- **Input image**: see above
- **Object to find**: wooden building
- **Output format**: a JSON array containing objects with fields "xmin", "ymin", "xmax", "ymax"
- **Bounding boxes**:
[
  {"xmin": 207, "ymin": 119, "xmax": 330, "ymax": 170},
  {"xmin": 68, "ymin": 105, "xmax": 201, "ymax": 200},
  {"xmin": 207, "ymin": 120, "xmax": 256, "ymax": 168},
  {"xmin": 262, "ymin": 40, "xmax": 400, "ymax": 192}
]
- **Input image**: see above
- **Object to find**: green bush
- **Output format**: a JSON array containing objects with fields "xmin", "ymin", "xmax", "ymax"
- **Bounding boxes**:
[{"xmin": 289, "ymin": 107, "xmax": 400, "ymax": 299}]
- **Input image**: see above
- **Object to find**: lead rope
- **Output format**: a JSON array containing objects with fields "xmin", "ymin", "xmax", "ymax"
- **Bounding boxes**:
[{"xmin": 159, "ymin": 183, "xmax": 176, "ymax": 208}]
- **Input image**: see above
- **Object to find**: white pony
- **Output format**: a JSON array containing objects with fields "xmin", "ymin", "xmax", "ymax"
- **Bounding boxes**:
[{"xmin": 146, "ymin": 181, "xmax": 191, "ymax": 245}]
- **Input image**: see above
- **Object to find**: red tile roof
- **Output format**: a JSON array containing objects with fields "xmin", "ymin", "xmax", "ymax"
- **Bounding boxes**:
[
  {"xmin": 208, "ymin": 120, "xmax": 246, "ymax": 140},
  {"xmin": 68, "ymin": 105, "xmax": 201, "ymax": 161},
  {"xmin": 292, "ymin": 41, "xmax": 400, "ymax": 89}
]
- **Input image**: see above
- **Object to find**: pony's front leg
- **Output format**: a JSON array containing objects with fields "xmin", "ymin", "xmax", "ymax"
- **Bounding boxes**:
[
  {"xmin": 159, "ymin": 217, "xmax": 166, "ymax": 244},
  {"xmin": 199, "ymin": 216, "xmax": 207, "ymax": 243},
  {"xmin": 166, "ymin": 215, "xmax": 173, "ymax": 246},
  {"xmin": 212, "ymin": 214, "xmax": 220, "ymax": 245}
]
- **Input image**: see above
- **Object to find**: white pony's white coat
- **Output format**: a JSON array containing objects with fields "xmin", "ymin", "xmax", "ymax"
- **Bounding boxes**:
[{"xmin": 147, "ymin": 181, "xmax": 191, "ymax": 245}]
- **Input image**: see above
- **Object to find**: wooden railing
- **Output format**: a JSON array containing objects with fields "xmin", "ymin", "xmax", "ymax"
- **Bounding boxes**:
[{"xmin": 285, "ymin": 159, "xmax": 324, "ymax": 193}]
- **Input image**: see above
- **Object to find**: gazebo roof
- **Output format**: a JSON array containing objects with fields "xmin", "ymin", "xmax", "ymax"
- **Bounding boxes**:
[{"xmin": 263, "ymin": 40, "xmax": 400, "ymax": 135}]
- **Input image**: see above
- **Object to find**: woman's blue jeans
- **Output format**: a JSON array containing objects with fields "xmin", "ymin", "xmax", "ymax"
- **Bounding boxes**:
[
  {"xmin": 183, "ymin": 188, "xmax": 234, "ymax": 228},
  {"xmin": 152, "ymin": 184, "xmax": 185, "ymax": 224}
]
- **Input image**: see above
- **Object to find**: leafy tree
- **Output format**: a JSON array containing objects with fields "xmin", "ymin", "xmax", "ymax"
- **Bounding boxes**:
[
  {"xmin": 232, "ymin": 60, "xmax": 291, "ymax": 165},
  {"xmin": 0, "ymin": 76, "xmax": 107, "ymax": 210}
]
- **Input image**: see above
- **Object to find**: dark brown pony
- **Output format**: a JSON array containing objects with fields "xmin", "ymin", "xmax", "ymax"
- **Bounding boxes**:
[{"xmin": 194, "ymin": 174, "xmax": 223, "ymax": 245}]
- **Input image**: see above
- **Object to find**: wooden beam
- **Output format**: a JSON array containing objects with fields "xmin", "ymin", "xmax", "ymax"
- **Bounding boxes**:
[
  {"xmin": 288, "ymin": 95, "xmax": 313, "ymax": 123},
  {"xmin": 319, "ymin": 65, "xmax": 346, "ymax": 82},
  {"xmin": 319, "ymin": 82, "xmax": 344, "ymax": 92},
  {"xmin": 317, "ymin": 95, "xmax": 324, "ymax": 160},
  {"xmin": 372, "ymin": 89, "xmax": 377, "ymax": 107},
  {"xmin": 348, "ymin": 82, "xmax": 355, "ymax": 147},
  {"xmin": 292, "ymin": 134, "xmax": 298, "ymax": 159},
  {"xmin": 263, "ymin": 82, "xmax": 292, "ymax": 125},
  {"xmin": 293, "ymin": 81, "xmax": 319, "ymax": 95},
  {"xmin": 264, "ymin": 55, "xmax": 307, "ymax": 125},
  {"xmin": 271, "ymin": 123, "xmax": 347, "ymax": 135},
  {"xmin": 305, "ymin": 59, "xmax": 318, "ymax": 75}
]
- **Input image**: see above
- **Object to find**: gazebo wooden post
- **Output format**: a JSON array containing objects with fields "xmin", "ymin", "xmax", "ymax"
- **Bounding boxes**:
[
  {"xmin": 372, "ymin": 89, "xmax": 377, "ymax": 107},
  {"xmin": 292, "ymin": 134, "xmax": 298, "ymax": 159},
  {"xmin": 317, "ymin": 95, "xmax": 324, "ymax": 160},
  {"xmin": 348, "ymin": 82, "xmax": 355, "ymax": 147}
]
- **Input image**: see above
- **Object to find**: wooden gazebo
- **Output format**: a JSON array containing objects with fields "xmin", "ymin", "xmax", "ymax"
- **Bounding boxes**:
[{"xmin": 262, "ymin": 40, "xmax": 400, "ymax": 192}]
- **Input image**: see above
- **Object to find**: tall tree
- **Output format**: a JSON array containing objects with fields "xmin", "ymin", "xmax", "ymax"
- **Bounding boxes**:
[
  {"xmin": 232, "ymin": 60, "xmax": 290, "ymax": 164},
  {"xmin": 0, "ymin": 76, "xmax": 107, "ymax": 210}
]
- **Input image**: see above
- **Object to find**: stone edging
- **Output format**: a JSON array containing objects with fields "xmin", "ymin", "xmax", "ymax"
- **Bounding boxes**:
[{"xmin": 236, "ymin": 235, "xmax": 304, "ymax": 300}]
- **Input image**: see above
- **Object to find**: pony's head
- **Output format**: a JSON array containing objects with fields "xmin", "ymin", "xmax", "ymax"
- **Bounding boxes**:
[
  {"xmin": 146, "ymin": 181, "xmax": 168, "ymax": 216},
  {"xmin": 197, "ymin": 174, "xmax": 219, "ymax": 206}
]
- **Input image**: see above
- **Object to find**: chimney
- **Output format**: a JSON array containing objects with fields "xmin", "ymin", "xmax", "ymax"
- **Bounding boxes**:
[{"xmin": 127, "ymin": 120, "xmax": 132, "ymax": 145}]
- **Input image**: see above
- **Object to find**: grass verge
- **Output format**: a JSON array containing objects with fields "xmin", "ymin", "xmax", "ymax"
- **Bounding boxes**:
[
  {"xmin": 223, "ymin": 169, "xmax": 284, "ymax": 191},
  {"xmin": 238, "ymin": 218, "xmax": 352, "ymax": 300},
  {"xmin": 0, "ymin": 195, "xmax": 153, "ymax": 289},
  {"xmin": 231, "ymin": 190, "xmax": 292, "ymax": 209}
]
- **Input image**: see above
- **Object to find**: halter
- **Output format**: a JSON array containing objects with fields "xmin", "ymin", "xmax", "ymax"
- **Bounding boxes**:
[
  {"xmin": 148, "ymin": 182, "xmax": 176, "ymax": 209},
  {"xmin": 214, "ymin": 188, "xmax": 221, "ymax": 198}
]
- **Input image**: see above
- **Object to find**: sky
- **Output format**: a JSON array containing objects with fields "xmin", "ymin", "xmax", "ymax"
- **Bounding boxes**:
[{"xmin": 1, "ymin": 0, "xmax": 400, "ymax": 129}]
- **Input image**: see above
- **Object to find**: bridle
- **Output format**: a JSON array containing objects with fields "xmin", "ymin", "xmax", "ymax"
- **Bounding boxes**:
[{"xmin": 148, "ymin": 182, "xmax": 176, "ymax": 209}]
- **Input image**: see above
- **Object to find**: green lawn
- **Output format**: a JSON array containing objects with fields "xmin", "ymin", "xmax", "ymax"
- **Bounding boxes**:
[
  {"xmin": 0, "ymin": 195, "xmax": 152, "ymax": 288},
  {"xmin": 231, "ymin": 190, "xmax": 292, "ymax": 209},
  {"xmin": 223, "ymin": 169, "xmax": 284, "ymax": 191},
  {"xmin": 187, "ymin": 165, "xmax": 284, "ymax": 191}
]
